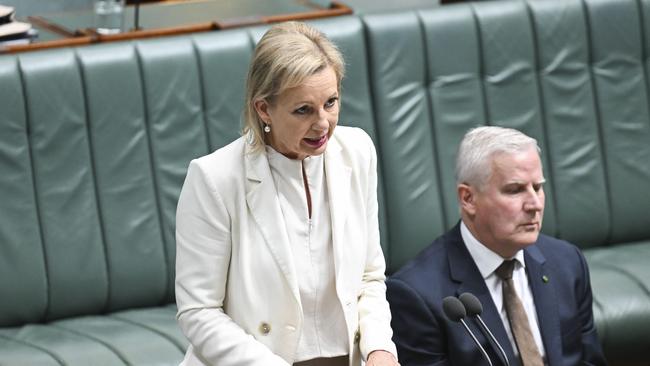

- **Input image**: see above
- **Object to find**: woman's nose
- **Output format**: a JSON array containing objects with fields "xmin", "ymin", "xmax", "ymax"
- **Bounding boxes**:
[{"xmin": 312, "ymin": 109, "xmax": 330, "ymax": 131}]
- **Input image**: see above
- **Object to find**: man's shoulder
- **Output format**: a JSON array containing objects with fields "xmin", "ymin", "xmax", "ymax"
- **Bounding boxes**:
[
  {"xmin": 535, "ymin": 233, "xmax": 582, "ymax": 256},
  {"xmin": 389, "ymin": 229, "xmax": 455, "ymax": 284},
  {"xmin": 531, "ymin": 233, "xmax": 586, "ymax": 272}
]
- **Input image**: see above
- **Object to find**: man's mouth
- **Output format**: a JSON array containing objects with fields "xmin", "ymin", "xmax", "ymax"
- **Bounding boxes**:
[{"xmin": 522, "ymin": 222, "xmax": 539, "ymax": 230}]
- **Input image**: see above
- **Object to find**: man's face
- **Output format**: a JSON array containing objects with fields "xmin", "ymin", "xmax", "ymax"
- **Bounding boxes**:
[{"xmin": 463, "ymin": 147, "xmax": 545, "ymax": 258}]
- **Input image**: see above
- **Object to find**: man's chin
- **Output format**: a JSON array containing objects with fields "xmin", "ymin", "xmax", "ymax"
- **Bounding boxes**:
[{"xmin": 517, "ymin": 232, "xmax": 541, "ymax": 248}]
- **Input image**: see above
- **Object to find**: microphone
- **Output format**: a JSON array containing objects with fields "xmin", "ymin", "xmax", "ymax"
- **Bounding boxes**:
[
  {"xmin": 459, "ymin": 293, "xmax": 510, "ymax": 366},
  {"xmin": 442, "ymin": 296, "xmax": 493, "ymax": 366}
]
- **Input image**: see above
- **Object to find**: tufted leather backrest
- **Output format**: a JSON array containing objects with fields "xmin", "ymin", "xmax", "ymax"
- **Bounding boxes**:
[
  {"xmin": 364, "ymin": 0, "xmax": 650, "ymax": 272},
  {"xmin": 0, "ymin": 16, "xmax": 378, "ymax": 327},
  {"xmin": 2, "ymin": 0, "xmax": 650, "ymax": 329}
]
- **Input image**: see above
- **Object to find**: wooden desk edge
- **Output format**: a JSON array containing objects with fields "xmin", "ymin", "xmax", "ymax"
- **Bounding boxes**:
[
  {"xmin": 3, "ymin": 1, "xmax": 353, "ymax": 53},
  {"xmin": 215, "ymin": 1, "xmax": 353, "ymax": 29}
]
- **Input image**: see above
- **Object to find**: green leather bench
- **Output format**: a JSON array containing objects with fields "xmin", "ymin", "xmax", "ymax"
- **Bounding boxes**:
[
  {"xmin": 0, "ymin": 0, "xmax": 648, "ymax": 365},
  {"xmin": 363, "ymin": 1, "xmax": 650, "ymax": 364}
]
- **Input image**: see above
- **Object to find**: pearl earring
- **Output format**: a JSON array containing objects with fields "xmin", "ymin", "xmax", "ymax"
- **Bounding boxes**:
[{"xmin": 263, "ymin": 124, "xmax": 271, "ymax": 133}]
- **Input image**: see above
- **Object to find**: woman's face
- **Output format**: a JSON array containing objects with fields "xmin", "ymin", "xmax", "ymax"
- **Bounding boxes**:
[{"xmin": 254, "ymin": 66, "xmax": 339, "ymax": 160}]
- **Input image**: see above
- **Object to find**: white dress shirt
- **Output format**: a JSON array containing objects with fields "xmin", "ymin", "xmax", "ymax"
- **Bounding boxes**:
[
  {"xmin": 460, "ymin": 221, "xmax": 546, "ymax": 361},
  {"xmin": 266, "ymin": 146, "xmax": 348, "ymax": 362}
]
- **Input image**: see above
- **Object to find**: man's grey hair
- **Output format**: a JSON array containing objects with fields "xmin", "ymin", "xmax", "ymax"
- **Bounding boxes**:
[{"xmin": 455, "ymin": 126, "xmax": 541, "ymax": 190}]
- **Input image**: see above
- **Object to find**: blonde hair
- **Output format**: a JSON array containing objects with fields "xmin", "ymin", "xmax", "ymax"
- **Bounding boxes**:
[
  {"xmin": 243, "ymin": 21, "xmax": 345, "ymax": 151},
  {"xmin": 456, "ymin": 126, "xmax": 541, "ymax": 190}
]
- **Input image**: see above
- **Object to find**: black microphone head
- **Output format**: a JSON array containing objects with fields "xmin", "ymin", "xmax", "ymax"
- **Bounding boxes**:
[
  {"xmin": 459, "ymin": 292, "xmax": 483, "ymax": 317},
  {"xmin": 442, "ymin": 296, "xmax": 467, "ymax": 322}
]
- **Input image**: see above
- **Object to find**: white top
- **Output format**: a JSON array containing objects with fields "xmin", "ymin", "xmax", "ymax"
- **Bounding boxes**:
[
  {"xmin": 460, "ymin": 221, "xmax": 546, "ymax": 361},
  {"xmin": 175, "ymin": 128, "xmax": 395, "ymax": 366},
  {"xmin": 266, "ymin": 146, "xmax": 348, "ymax": 362}
]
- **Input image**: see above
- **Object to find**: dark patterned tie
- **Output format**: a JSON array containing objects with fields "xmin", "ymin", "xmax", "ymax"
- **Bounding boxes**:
[{"xmin": 495, "ymin": 260, "xmax": 544, "ymax": 366}]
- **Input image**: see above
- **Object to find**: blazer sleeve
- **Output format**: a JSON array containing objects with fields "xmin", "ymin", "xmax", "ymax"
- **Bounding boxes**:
[
  {"xmin": 356, "ymin": 132, "xmax": 399, "ymax": 360},
  {"xmin": 573, "ymin": 247, "xmax": 608, "ymax": 366},
  {"xmin": 175, "ymin": 160, "xmax": 289, "ymax": 366},
  {"xmin": 386, "ymin": 277, "xmax": 449, "ymax": 366}
]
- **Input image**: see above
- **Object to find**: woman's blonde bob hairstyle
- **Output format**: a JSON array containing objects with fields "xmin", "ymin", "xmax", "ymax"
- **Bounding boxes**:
[{"xmin": 243, "ymin": 21, "xmax": 345, "ymax": 151}]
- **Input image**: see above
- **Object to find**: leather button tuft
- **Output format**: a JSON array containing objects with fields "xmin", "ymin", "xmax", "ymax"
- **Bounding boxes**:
[{"xmin": 259, "ymin": 322, "xmax": 271, "ymax": 335}]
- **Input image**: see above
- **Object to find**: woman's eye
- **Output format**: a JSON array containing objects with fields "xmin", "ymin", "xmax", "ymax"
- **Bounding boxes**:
[
  {"xmin": 294, "ymin": 106, "xmax": 309, "ymax": 115},
  {"xmin": 325, "ymin": 97, "xmax": 338, "ymax": 108}
]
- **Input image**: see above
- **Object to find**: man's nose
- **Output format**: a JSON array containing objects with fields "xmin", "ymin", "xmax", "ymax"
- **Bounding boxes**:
[{"xmin": 524, "ymin": 189, "xmax": 544, "ymax": 211}]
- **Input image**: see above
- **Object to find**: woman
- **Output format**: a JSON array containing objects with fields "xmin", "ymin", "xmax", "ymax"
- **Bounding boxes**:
[{"xmin": 175, "ymin": 21, "xmax": 399, "ymax": 366}]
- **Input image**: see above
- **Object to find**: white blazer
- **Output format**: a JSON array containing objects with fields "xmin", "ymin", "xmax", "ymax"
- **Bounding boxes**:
[{"xmin": 175, "ymin": 126, "xmax": 396, "ymax": 366}]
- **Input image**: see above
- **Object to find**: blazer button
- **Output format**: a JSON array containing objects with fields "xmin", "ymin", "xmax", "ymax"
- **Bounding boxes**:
[
  {"xmin": 354, "ymin": 330, "xmax": 360, "ymax": 343},
  {"xmin": 259, "ymin": 322, "xmax": 271, "ymax": 335}
]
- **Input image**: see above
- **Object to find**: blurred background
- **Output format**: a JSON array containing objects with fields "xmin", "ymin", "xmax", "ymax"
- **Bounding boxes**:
[{"xmin": 2, "ymin": 0, "xmax": 447, "ymax": 18}]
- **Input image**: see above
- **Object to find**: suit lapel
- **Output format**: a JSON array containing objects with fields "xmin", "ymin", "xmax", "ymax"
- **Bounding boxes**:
[
  {"xmin": 525, "ymin": 244, "xmax": 562, "ymax": 366},
  {"xmin": 324, "ymin": 136, "xmax": 352, "ymax": 284},
  {"xmin": 447, "ymin": 224, "xmax": 519, "ymax": 365},
  {"xmin": 244, "ymin": 144, "xmax": 300, "ymax": 303}
]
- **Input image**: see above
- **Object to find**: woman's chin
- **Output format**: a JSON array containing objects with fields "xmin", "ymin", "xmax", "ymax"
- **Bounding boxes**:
[{"xmin": 304, "ymin": 145, "xmax": 327, "ymax": 158}]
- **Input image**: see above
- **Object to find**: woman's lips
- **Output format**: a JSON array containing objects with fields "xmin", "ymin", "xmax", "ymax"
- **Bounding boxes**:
[{"xmin": 303, "ymin": 135, "xmax": 328, "ymax": 148}]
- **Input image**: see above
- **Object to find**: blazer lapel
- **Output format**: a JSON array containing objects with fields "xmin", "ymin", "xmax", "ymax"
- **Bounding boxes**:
[
  {"xmin": 324, "ymin": 136, "xmax": 352, "ymax": 284},
  {"xmin": 244, "ymin": 144, "xmax": 300, "ymax": 303},
  {"xmin": 525, "ymin": 244, "xmax": 562, "ymax": 366},
  {"xmin": 447, "ymin": 224, "xmax": 519, "ymax": 365}
]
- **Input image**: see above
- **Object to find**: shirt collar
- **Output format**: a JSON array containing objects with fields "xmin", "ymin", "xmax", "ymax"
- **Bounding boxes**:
[{"xmin": 460, "ymin": 221, "xmax": 525, "ymax": 280}]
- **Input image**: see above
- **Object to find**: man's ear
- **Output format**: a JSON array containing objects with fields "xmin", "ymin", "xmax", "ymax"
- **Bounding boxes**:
[
  {"xmin": 458, "ymin": 183, "xmax": 477, "ymax": 216},
  {"xmin": 253, "ymin": 99, "xmax": 271, "ymax": 125}
]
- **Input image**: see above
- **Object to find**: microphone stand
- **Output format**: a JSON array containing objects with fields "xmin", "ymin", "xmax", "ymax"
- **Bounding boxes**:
[
  {"xmin": 459, "ymin": 292, "xmax": 511, "ymax": 366},
  {"xmin": 460, "ymin": 318, "xmax": 493, "ymax": 366},
  {"xmin": 475, "ymin": 314, "xmax": 510, "ymax": 366},
  {"xmin": 443, "ymin": 296, "xmax": 494, "ymax": 366},
  {"xmin": 133, "ymin": 0, "xmax": 141, "ymax": 31}
]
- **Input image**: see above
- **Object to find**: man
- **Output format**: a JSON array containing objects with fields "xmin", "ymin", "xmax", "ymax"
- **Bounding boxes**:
[{"xmin": 387, "ymin": 126, "xmax": 607, "ymax": 366}]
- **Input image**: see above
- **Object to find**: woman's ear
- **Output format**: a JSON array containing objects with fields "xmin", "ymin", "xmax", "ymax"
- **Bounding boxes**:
[
  {"xmin": 458, "ymin": 183, "xmax": 476, "ymax": 217},
  {"xmin": 253, "ymin": 99, "xmax": 271, "ymax": 125}
]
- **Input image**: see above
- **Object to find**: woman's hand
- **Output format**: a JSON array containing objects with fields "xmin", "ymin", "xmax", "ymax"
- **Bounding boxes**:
[{"xmin": 367, "ymin": 350, "xmax": 400, "ymax": 366}]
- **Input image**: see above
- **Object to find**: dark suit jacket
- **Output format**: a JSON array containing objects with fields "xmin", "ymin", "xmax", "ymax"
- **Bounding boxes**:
[{"xmin": 387, "ymin": 223, "xmax": 607, "ymax": 366}]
